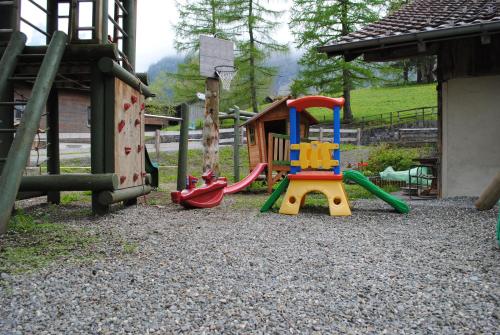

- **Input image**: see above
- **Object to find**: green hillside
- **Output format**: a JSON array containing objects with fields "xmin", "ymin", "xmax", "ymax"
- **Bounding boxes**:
[{"xmin": 303, "ymin": 84, "xmax": 437, "ymax": 123}]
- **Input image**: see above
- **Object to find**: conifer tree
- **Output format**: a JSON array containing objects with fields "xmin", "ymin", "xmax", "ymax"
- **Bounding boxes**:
[
  {"xmin": 290, "ymin": 0, "xmax": 385, "ymax": 122},
  {"xmin": 229, "ymin": 0, "xmax": 288, "ymax": 113}
]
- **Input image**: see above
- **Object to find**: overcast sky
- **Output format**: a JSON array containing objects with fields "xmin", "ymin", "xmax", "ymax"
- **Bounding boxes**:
[
  {"xmin": 20, "ymin": 0, "xmax": 294, "ymax": 72},
  {"xmin": 136, "ymin": 0, "xmax": 293, "ymax": 71}
]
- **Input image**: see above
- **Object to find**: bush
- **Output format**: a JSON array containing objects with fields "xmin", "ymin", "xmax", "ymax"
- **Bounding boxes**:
[{"xmin": 367, "ymin": 144, "xmax": 429, "ymax": 173}]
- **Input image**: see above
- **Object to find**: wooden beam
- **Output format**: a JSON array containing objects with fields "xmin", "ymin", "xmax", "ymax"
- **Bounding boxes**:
[{"xmin": 202, "ymin": 78, "xmax": 220, "ymax": 175}]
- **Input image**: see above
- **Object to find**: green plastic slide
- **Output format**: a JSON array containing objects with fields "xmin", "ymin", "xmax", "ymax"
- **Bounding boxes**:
[
  {"xmin": 144, "ymin": 146, "xmax": 159, "ymax": 188},
  {"xmin": 260, "ymin": 177, "xmax": 289, "ymax": 213},
  {"xmin": 343, "ymin": 170, "xmax": 410, "ymax": 214}
]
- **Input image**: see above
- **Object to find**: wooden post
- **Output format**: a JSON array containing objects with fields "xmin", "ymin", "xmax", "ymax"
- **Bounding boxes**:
[
  {"xmin": 202, "ymin": 78, "xmax": 220, "ymax": 175},
  {"xmin": 475, "ymin": 172, "xmax": 500, "ymax": 210},
  {"xmin": 233, "ymin": 108, "xmax": 240, "ymax": 182},
  {"xmin": 155, "ymin": 129, "xmax": 160, "ymax": 163},
  {"xmin": 177, "ymin": 103, "xmax": 189, "ymax": 191}
]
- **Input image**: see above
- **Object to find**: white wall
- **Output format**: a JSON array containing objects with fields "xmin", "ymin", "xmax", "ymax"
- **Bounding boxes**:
[{"xmin": 442, "ymin": 75, "xmax": 500, "ymax": 197}]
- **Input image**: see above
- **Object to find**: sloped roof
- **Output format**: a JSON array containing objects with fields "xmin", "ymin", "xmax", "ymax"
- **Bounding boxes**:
[
  {"xmin": 319, "ymin": 0, "xmax": 500, "ymax": 56},
  {"xmin": 241, "ymin": 96, "xmax": 318, "ymax": 127}
]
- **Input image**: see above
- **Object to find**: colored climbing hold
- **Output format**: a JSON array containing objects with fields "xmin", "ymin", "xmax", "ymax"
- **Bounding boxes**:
[
  {"xmin": 131, "ymin": 95, "xmax": 138, "ymax": 104},
  {"xmin": 140, "ymin": 103, "xmax": 145, "ymax": 111},
  {"xmin": 141, "ymin": 172, "xmax": 147, "ymax": 177},
  {"xmin": 120, "ymin": 176, "xmax": 127, "ymax": 184},
  {"xmin": 118, "ymin": 120, "xmax": 126, "ymax": 133},
  {"xmin": 134, "ymin": 118, "xmax": 141, "ymax": 127},
  {"xmin": 133, "ymin": 173, "xmax": 139, "ymax": 182},
  {"xmin": 137, "ymin": 145, "xmax": 143, "ymax": 153},
  {"xmin": 124, "ymin": 102, "xmax": 131, "ymax": 111},
  {"xmin": 124, "ymin": 146, "xmax": 132, "ymax": 155}
]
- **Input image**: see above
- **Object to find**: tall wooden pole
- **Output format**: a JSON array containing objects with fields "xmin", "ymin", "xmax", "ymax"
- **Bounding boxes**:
[
  {"xmin": 177, "ymin": 103, "xmax": 189, "ymax": 191},
  {"xmin": 233, "ymin": 108, "xmax": 240, "ymax": 182},
  {"xmin": 202, "ymin": 78, "xmax": 220, "ymax": 175}
]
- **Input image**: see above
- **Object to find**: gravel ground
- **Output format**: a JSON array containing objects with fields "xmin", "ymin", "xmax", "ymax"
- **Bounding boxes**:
[{"xmin": 0, "ymin": 197, "xmax": 498, "ymax": 334}]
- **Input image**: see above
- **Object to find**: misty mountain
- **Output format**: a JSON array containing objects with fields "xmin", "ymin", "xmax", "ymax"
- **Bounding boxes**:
[
  {"xmin": 147, "ymin": 55, "xmax": 184, "ymax": 82},
  {"xmin": 146, "ymin": 52, "xmax": 301, "ymax": 96}
]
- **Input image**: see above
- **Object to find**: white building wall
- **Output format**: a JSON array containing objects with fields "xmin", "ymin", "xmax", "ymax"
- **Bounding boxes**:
[{"xmin": 442, "ymin": 75, "xmax": 500, "ymax": 197}]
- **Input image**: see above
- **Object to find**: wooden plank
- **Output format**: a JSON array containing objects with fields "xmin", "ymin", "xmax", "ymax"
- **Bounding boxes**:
[
  {"xmin": 278, "ymin": 138, "xmax": 283, "ymax": 161},
  {"xmin": 285, "ymin": 140, "xmax": 289, "ymax": 161},
  {"xmin": 274, "ymin": 137, "xmax": 278, "ymax": 161}
]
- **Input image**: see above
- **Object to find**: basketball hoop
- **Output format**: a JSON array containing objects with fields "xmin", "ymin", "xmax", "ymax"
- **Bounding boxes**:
[{"xmin": 215, "ymin": 65, "xmax": 237, "ymax": 91}]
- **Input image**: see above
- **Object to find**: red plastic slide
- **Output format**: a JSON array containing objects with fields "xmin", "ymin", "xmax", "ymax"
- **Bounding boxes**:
[{"xmin": 224, "ymin": 163, "xmax": 267, "ymax": 195}]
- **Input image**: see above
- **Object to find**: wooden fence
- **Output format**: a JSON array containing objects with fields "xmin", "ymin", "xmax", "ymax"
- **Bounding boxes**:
[
  {"xmin": 309, "ymin": 128, "xmax": 362, "ymax": 145},
  {"xmin": 353, "ymin": 106, "xmax": 437, "ymax": 129}
]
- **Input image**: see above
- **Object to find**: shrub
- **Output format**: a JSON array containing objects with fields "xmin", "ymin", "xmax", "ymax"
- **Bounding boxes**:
[{"xmin": 367, "ymin": 144, "xmax": 429, "ymax": 173}]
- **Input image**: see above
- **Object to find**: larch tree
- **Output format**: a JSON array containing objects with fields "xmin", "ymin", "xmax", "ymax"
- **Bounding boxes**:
[
  {"xmin": 290, "ymin": 0, "xmax": 386, "ymax": 122},
  {"xmin": 229, "ymin": 0, "xmax": 289, "ymax": 113}
]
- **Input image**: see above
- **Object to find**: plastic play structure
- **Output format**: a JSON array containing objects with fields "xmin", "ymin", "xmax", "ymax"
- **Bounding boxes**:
[
  {"xmin": 261, "ymin": 96, "xmax": 410, "ymax": 216},
  {"xmin": 171, "ymin": 163, "xmax": 267, "ymax": 208},
  {"xmin": 0, "ymin": 1, "xmax": 157, "ymax": 234}
]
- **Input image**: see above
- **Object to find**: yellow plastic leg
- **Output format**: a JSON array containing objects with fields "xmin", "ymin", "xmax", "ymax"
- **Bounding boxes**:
[{"xmin": 279, "ymin": 179, "xmax": 351, "ymax": 216}]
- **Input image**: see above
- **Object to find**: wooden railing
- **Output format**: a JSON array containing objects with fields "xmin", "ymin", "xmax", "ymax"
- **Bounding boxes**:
[
  {"xmin": 309, "ymin": 128, "xmax": 361, "ymax": 145},
  {"xmin": 353, "ymin": 106, "xmax": 437, "ymax": 129}
]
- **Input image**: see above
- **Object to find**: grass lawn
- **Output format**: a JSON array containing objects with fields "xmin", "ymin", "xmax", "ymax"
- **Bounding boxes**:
[
  {"xmin": 297, "ymin": 84, "xmax": 437, "ymax": 123},
  {"xmin": 164, "ymin": 84, "xmax": 437, "ymax": 130}
]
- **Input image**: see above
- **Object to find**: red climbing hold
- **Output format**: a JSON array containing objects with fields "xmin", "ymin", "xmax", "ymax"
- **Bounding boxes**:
[
  {"xmin": 124, "ymin": 146, "xmax": 132, "ymax": 155},
  {"xmin": 137, "ymin": 145, "xmax": 143, "ymax": 153},
  {"xmin": 124, "ymin": 102, "xmax": 131, "ymax": 111},
  {"xmin": 133, "ymin": 173, "xmax": 139, "ymax": 182},
  {"xmin": 118, "ymin": 120, "xmax": 126, "ymax": 133},
  {"xmin": 134, "ymin": 118, "xmax": 141, "ymax": 127},
  {"xmin": 140, "ymin": 103, "xmax": 145, "ymax": 111},
  {"xmin": 141, "ymin": 172, "xmax": 147, "ymax": 177},
  {"xmin": 120, "ymin": 176, "xmax": 127, "ymax": 184},
  {"xmin": 131, "ymin": 95, "xmax": 138, "ymax": 104}
]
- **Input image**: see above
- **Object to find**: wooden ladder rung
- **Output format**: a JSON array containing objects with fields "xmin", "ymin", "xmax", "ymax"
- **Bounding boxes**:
[{"xmin": 0, "ymin": 101, "xmax": 28, "ymax": 106}]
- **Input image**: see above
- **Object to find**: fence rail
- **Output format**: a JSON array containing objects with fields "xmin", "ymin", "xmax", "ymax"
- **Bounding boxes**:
[
  {"xmin": 352, "ymin": 106, "xmax": 437, "ymax": 129},
  {"xmin": 309, "ymin": 128, "xmax": 362, "ymax": 145}
]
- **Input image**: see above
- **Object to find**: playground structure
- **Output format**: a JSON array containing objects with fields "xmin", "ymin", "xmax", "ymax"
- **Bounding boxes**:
[
  {"xmin": 0, "ymin": 0, "xmax": 157, "ymax": 234},
  {"xmin": 261, "ymin": 96, "xmax": 410, "ymax": 216},
  {"xmin": 241, "ymin": 96, "xmax": 318, "ymax": 193}
]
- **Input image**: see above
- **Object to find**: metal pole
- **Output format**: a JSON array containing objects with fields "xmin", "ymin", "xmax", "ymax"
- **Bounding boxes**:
[
  {"xmin": 0, "ymin": 31, "xmax": 67, "ymax": 235},
  {"xmin": 46, "ymin": 87, "xmax": 60, "ymax": 204},
  {"xmin": 233, "ymin": 108, "xmax": 240, "ymax": 182},
  {"xmin": 177, "ymin": 103, "xmax": 189, "ymax": 191}
]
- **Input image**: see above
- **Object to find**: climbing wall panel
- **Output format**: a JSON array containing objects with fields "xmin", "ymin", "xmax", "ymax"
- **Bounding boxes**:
[{"xmin": 114, "ymin": 78, "xmax": 146, "ymax": 189}]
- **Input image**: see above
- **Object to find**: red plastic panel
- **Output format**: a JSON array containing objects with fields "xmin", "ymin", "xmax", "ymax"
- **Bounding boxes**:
[
  {"xmin": 288, "ymin": 171, "xmax": 343, "ymax": 180},
  {"xmin": 287, "ymin": 96, "xmax": 345, "ymax": 111}
]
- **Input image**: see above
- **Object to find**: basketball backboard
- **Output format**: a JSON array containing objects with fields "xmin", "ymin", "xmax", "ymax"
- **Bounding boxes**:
[{"xmin": 199, "ymin": 35, "xmax": 234, "ymax": 78}]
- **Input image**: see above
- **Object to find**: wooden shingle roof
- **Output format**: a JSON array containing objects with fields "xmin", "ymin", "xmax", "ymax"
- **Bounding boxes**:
[{"xmin": 320, "ymin": 0, "xmax": 500, "ymax": 57}]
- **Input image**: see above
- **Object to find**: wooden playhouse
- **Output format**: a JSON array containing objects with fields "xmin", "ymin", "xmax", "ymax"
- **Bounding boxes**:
[{"xmin": 242, "ymin": 96, "xmax": 318, "ymax": 192}]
